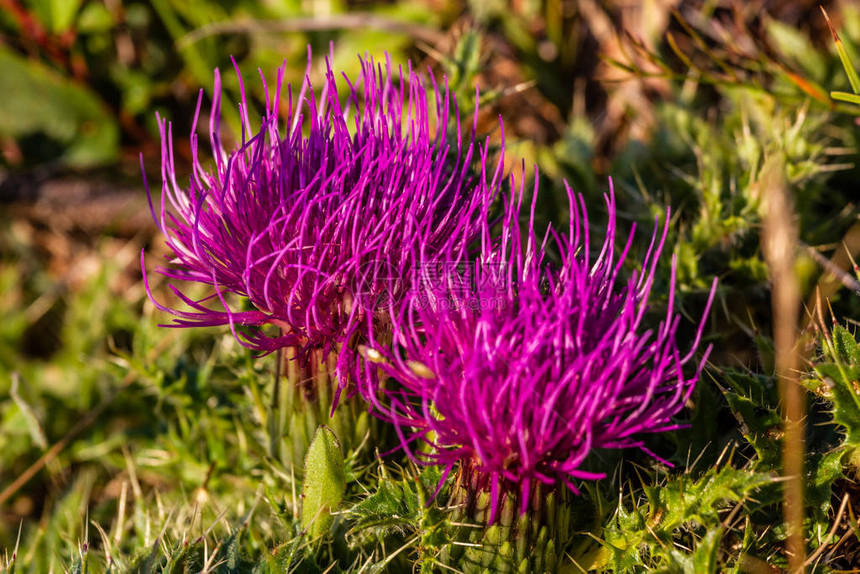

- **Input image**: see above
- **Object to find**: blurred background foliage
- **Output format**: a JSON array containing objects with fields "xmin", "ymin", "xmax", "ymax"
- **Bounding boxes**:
[{"xmin": 2, "ymin": 0, "xmax": 860, "ymax": 571}]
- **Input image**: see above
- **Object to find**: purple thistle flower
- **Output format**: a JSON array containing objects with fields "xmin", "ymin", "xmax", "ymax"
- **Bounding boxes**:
[
  {"xmin": 359, "ymin": 173, "xmax": 717, "ymax": 521},
  {"xmin": 141, "ymin": 50, "xmax": 503, "ymax": 399}
]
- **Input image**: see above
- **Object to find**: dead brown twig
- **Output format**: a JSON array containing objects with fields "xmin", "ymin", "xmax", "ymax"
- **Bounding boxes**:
[{"xmin": 760, "ymin": 156, "xmax": 807, "ymax": 573}]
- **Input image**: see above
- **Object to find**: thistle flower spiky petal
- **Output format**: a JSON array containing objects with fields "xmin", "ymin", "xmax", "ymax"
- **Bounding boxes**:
[
  {"xmin": 360, "ymin": 173, "xmax": 717, "ymax": 521},
  {"xmin": 141, "ymin": 50, "xmax": 503, "ymax": 401}
]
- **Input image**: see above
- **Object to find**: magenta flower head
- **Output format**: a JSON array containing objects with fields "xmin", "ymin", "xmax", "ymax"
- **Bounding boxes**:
[
  {"xmin": 360, "ymin": 173, "xmax": 717, "ymax": 521},
  {"xmin": 141, "ymin": 50, "xmax": 503, "ymax": 398}
]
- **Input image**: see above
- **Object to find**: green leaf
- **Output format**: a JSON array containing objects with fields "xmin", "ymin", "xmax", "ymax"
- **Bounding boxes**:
[
  {"xmin": 692, "ymin": 528, "xmax": 722, "ymax": 573},
  {"xmin": 77, "ymin": 3, "xmax": 115, "ymax": 34},
  {"xmin": 767, "ymin": 20, "xmax": 827, "ymax": 78},
  {"xmin": 9, "ymin": 374, "xmax": 47, "ymax": 450},
  {"xmin": 813, "ymin": 362, "xmax": 860, "ymax": 445},
  {"xmin": 301, "ymin": 426, "xmax": 346, "ymax": 538},
  {"xmin": 162, "ymin": 539, "xmax": 203, "ymax": 574},
  {"xmin": 27, "ymin": 0, "xmax": 84, "ymax": 34},
  {"xmin": 257, "ymin": 537, "xmax": 322, "ymax": 574},
  {"xmin": 49, "ymin": 0, "xmax": 84, "ymax": 33},
  {"xmin": 807, "ymin": 449, "xmax": 844, "ymax": 522},
  {"xmin": 127, "ymin": 537, "xmax": 163, "ymax": 574},
  {"xmin": 442, "ymin": 28, "xmax": 483, "ymax": 112},
  {"xmin": 0, "ymin": 47, "xmax": 118, "ymax": 167}
]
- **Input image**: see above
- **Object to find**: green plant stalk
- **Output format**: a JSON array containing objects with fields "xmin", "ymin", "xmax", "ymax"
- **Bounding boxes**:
[
  {"xmin": 432, "ymin": 463, "xmax": 568, "ymax": 573},
  {"xmin": 266, "ymin": 346, "xmax": 370, "ymax": 478}
]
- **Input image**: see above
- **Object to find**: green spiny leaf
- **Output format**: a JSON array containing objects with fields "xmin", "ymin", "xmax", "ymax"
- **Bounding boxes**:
[
  {"xmin": 720, "ymin": 370, "xmax": 782, "ymax": 469},
  {"xmin": 126, "ymin": 537, "xmax": 162, "ymax": 574},
  {"xmin": 255, "ymin": 535, "xmax": 321, "ymax": 574},
  {"xmin": 834, "ymin": 325, "xmax": 860, "ymax": 366},
  {"xmin": 691, "ymin": 528, "xmax": 722, "ymax": 573},
  {"xmin": 813, "ymin": 362, "xmax": 860, "ymax": 445},
  {"xmin": 346, "ymin": 479, "xmax": 415, "ymax": 537},
  {"xmin": 163, "ymin": 539, "xmax": 204, "ymax": 574},
  {"xmin": 599, "ymin": 466, "xmax": 771, "ymax": 570},
  {"xmin": 807, "ymin": 449, "xmax": 844, "ymax": 527}
]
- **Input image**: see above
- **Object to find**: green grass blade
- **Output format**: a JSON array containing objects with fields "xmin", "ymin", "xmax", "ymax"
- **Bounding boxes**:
[
  {"xmin": 830, "ymin": 91, "xmax": 860, "ymax": 105},
  {"xmin": 823, "ymin": 7, "xmax": 860, "ymax": 94}
]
